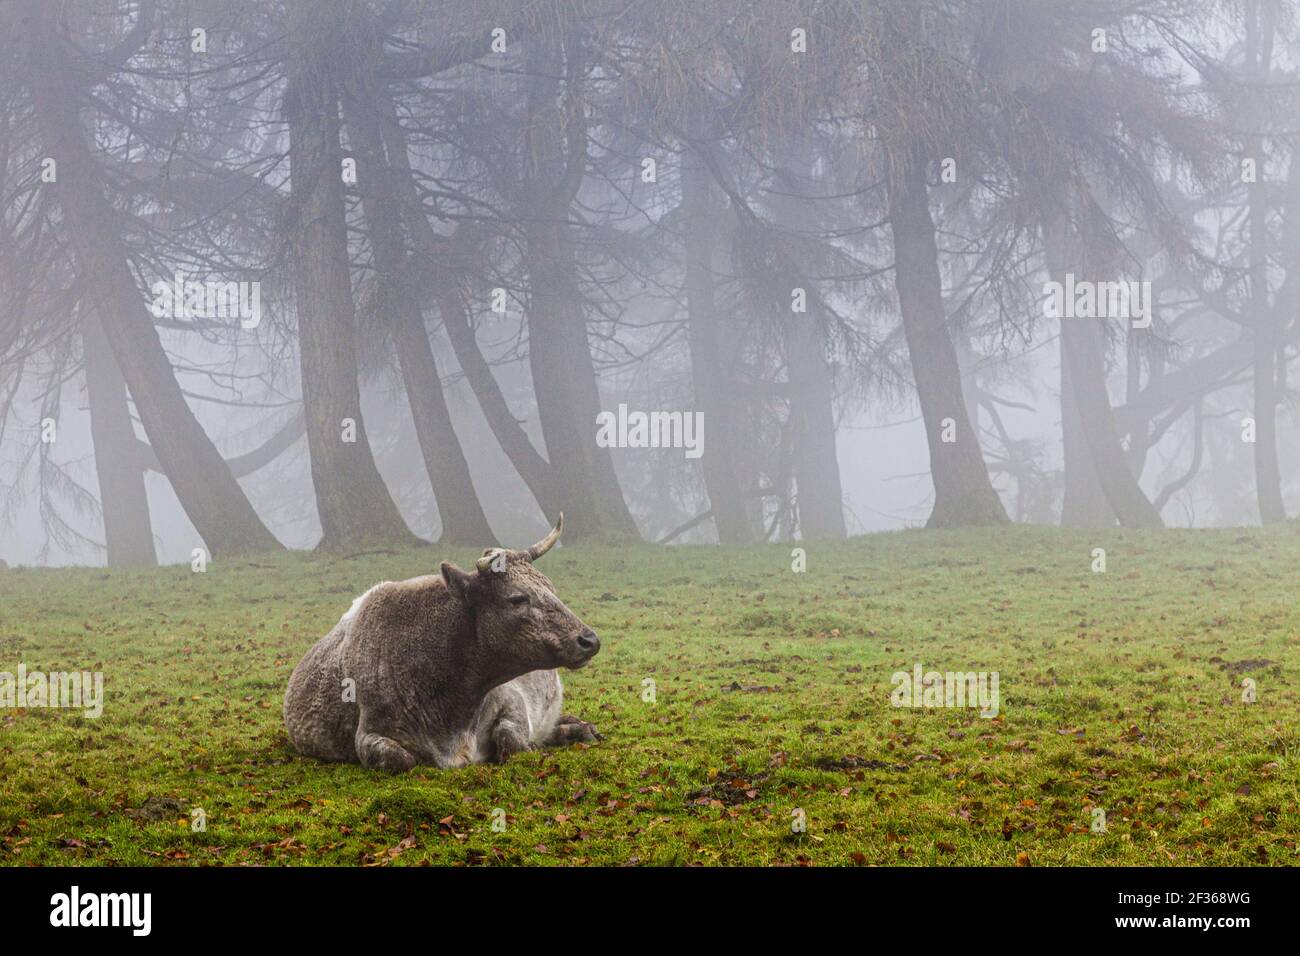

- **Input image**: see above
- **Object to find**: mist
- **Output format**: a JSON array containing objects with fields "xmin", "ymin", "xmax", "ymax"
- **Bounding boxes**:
[{"xmin": 0, "ymin": 0, "xmax": 1295, "ymax": 566}]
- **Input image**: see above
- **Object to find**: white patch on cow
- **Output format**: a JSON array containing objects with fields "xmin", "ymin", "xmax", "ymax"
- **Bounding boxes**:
[
  {"xmin": 513, "ymin": 685, "xmax": 535, "ymax": 740},
  {"xmin": 437, "ymin": 728, "xmax": 484, "ymax": 768},
  {"xmin": 341, "ymin": 583, "xmax": 387, "ymax": 624},
  {"xmin": 528, "ymin": 672, "xmax": 563, "ymax": 746}
]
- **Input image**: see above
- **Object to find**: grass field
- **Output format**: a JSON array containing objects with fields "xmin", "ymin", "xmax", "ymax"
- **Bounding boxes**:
[{"xmin": 1, "ymin": 525, "xmax": 1296, "ymax": 866}]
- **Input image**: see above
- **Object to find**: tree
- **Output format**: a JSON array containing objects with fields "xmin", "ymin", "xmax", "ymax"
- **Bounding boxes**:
[
  {"xmin": 680, "ymin": 153, "xmax": 753, "ymax": 543},
  {"xmin": 887, "ymin": 147, "xmax": 1010, "ymax": 527},
  {"xmin": 81, "ymin": 306, "xmax": 156, "ymax": 565},
  {"xmin": 283, "ymin": 0, "xmax": 416, "ymax": 550},
  {"xmin": 340, "ymin": 19, "xmax": 496, "ymax": 545},
  {"xmin": 21, "ymin": 0, "xmax": 282, "ymax": 557}
]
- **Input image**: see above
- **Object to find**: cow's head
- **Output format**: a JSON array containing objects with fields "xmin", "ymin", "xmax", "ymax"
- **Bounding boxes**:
[{"xmin": 440, "ymin": 514, "xmax": 600, "ymax": 673}]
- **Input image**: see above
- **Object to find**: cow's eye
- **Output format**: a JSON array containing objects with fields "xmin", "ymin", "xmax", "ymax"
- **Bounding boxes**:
[{"xmin": 507, "ymin": 593, "xmax": 530, "ymax": 606}]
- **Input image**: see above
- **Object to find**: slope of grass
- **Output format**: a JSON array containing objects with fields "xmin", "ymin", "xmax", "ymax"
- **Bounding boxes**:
[{"xmin": 0, "ymin": 524, "xmax": 1296, "ymax": 866}]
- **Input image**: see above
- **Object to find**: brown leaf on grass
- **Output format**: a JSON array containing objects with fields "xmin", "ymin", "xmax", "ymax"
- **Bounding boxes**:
[
  {"xmin": 813, "ymin": 755, "xmax": 897, "ymax": 772},
  {"xmin": 363, "ymin": 834, "xmax": 417, "ymax": 867},
  {"xmin": 1015, "ymin": 851, "xmax": 1032, "ymax": 867}
]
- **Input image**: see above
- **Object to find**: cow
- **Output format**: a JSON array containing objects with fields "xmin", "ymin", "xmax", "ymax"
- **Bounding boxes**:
[{"xmin": 283, "ymin": 515, "xmax": 601, "ymax": 771}]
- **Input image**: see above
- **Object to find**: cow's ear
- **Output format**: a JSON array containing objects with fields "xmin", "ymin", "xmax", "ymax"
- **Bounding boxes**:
[{"xmin": 440, "ymin": 562, "xmax": 478, "ymax": 604}]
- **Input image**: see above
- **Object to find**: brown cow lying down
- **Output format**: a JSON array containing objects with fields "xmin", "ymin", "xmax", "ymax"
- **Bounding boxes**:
[{"xmin": 283, "ymin": 515, "xmax": 601, "ymax": 771}]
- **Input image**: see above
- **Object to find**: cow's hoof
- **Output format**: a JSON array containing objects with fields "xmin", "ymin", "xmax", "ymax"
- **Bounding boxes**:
[{"xmin": 356, "ymin": 733, "xmax": 418, "ymax": 773}]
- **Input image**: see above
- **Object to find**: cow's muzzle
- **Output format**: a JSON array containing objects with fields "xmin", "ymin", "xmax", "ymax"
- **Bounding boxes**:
[{"xmin": 569, "ymin": 629, "xmax": 600, "ymax": 667}]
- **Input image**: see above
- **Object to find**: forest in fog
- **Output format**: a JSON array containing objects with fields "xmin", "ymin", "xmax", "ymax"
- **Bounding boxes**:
[{"xmin": 0, "ymin": 0, "xmax": 1296, "ymax": 566}]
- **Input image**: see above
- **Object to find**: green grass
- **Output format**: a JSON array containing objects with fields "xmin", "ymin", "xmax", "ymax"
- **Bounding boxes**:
[{"xmin": 1, "ymin": 525, "xmax": 1297, "ymax": 866}]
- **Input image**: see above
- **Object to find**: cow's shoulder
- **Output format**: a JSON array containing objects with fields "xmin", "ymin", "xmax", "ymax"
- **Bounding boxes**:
[{"xmin": 347, "ymin": 575, "xmax": 453, "ymax": 634}]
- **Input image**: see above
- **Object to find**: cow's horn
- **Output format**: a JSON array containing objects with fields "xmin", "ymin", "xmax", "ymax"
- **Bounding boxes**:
[
  {"xmin": 476, "ymin": 548, "xmax": 504, "ymax": 573},
  {"xmin": 527, "ymin": 513, "xmax": 563, "ymax": 561}
]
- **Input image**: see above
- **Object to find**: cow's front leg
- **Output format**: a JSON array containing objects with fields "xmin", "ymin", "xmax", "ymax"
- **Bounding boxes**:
[
  {"xmin": 490, "ymin": 716, "xmax": 532, "ymax": 763},
  {"xmin": 483, "ymin": 692, "xmax": 534, "ymax": 764},
  {"xmin": 546, "ymin": 714, "xmax": 603, "ymax": 746},
  {"xmin": 355, "ymin": 728, "xmax": 417, "ymax": 772}
]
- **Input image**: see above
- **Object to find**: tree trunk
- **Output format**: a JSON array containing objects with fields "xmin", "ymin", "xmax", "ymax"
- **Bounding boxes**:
[
  {"xmin": 954, "ymin": 332, "xmax": 983, "ymax": 441},
  {"xmin": 24, "ymin": 2, "xmax": 282, "ymax": 558},
  {"xmin": 761, "ymin": 142, "xmax": 846, "ymax": 539},
  {"xmin": 681, "ymin": 154, "xmax": 752, "ymax": 543},
  {"xmin": 342, "ymin": 89, "xmax": 495, "ymax": 545},
  {"xmin": 388, "ymin": 292, "xmax": 495, "ymax": 545},
  {"xmin": 520, "ymin": 221, "xmax": 637, "ymax": 540},
  {"xmin": 1060, "ymin": 333, "xmax": 1117, "ymax": 526},
  {"xmin": 135, "ymin": 411, "xmax": 306, "ymax": 479},
  {"xmin": 82, "ymin": 307, "xmax": 156, "ymax": 566},
  {"xmin": 372, "ymin": 97, "xmax": 564, "ymax": 519},
  {"xmin": 1044, "ymin": 219, "xmax": 1163, "ymax": 528},
  {"xmin": 513, "ymin": 33, "xmax": 637, "ymax": 540},
  {"xmin": 783, "ymin": 315, "xmax": 847, "ymax": 538},
  {"xmin": 284, "ymin": 0, "xmax": 416, "ymax": 550},
  {"xmin": 887, "ymin": 152, "xmax": 1009, "ymax": 527},
  {"xmin": 1247, "ymin": 1, "xmax": 1287, "ymax": 524}
]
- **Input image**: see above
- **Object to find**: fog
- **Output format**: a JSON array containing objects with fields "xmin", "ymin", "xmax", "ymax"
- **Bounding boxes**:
[{"xmin": 1, "ymin": 0, "xmax": 1296, "ymax": 567}]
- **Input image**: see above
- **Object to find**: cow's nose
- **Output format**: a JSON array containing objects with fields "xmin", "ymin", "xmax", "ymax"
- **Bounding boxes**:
[{"xmin": 577, "ymin": 630, "xmax": 600, "ymax": 654}]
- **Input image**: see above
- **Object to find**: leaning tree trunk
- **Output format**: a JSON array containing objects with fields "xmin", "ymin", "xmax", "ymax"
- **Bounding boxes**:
[
  {"xmin": 82, "ymin": 307, "xmax": 156, "ymax": 566},
  {"xmin": 521, "ymin": 221, "xmax": 638, "ymax": 540},
  {"xmin": 371, "ymin": 92, "xmax": 564, "ymax": 520},
  {"xmin": 887, "ymin": 151, "xmax": 1008, "ymax": 527},
  {"xmin": 433, "ymin": 278, "xmax": 565, "ymax": 517},
  {"xmin": 1044, "ymin": 219, "xmax": 1162, "ymax": 528},
  {"xmin": 24, "ymin": 2, "xmax": 282, "ymax": 557},
  {"xmin": 342, "ymin": 90, "xmax": 496, "ymax": 545},
  {"xmin": 681, "ymin": 154, "xmax": 752, "ymax": 544},
  {"xmin": 284, "ymin": 0, "xmax": 415, "ymax": 550},
  {"xmin": 512, "ymin": 32, "xmax": 637, "ymax": 540}
]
